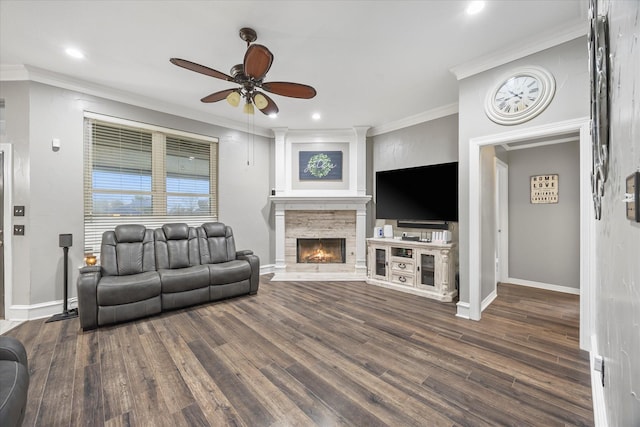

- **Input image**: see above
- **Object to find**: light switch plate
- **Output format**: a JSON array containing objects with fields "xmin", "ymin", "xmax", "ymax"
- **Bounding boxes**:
[
  {"xmin": 626, "ymin": 172, "xmax": 640, "ymax": 222},
  {"xmin": 14, "ymin": 205, "xmax": 25, "ymax": 216},
  {"xmin": 13, "ymin": 225, "xmax": 25, "ymax": 235}
]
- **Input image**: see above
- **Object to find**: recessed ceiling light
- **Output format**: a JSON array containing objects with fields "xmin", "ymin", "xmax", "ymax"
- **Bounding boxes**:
[
  {"xmin": 312, "ymin": 113, "xmax": 321, "ymax": 120},
  {"xmin": 65, "ymin": 47, "xmax": 85, "ymax": 59},
  {"xmin": 466, "ymin": 1, "xmax": 485, "ymax": 15}
]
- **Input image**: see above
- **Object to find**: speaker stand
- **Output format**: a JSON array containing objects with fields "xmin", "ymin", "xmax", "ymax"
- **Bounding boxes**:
[{"xmin": 46, "ymin": 246, "xmax": 78, "ymax": 323}]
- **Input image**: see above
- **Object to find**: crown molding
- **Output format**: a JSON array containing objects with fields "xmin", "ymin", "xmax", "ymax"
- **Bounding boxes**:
[
  {"xmin": 450, "ymin": 20, "xmax": 587, "ymax": 81},
  {"xmin": 368, "ymin": 103, "xmax": 459, "ymax": 137},
  {"xmin": 0, "ymin": 64, "xmax": 274, "ymax": 138}
]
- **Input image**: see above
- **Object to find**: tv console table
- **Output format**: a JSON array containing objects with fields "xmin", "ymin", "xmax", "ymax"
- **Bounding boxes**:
[{"xmin": 366, "ymin": 238, "xmax": 457, "ymax": 302}]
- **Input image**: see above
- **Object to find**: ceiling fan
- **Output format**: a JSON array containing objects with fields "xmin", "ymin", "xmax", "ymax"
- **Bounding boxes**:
[{"xmin": 170, "ymin": 27, "xmax": 317, "ymax": 116}]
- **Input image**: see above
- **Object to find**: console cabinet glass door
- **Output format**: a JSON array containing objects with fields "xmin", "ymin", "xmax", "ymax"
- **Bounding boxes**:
[
  {"xmin": 417, "ymin": 251, "xmax": 435, "ymax": 288},
  {"xmin": 373, "ymin": 247, "xmax": 387, "ymax": 279}
]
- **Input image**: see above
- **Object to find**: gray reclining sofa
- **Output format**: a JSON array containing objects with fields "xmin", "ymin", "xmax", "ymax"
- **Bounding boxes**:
[{"xmin": 77, "ymin": 222, "xmax": 259, "ymax": 330}]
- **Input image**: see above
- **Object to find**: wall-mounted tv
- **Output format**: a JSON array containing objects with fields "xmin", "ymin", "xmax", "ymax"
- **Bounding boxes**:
[{"xmin": 375, "ymin": 162, "xmax": 458, "ymax": 222}]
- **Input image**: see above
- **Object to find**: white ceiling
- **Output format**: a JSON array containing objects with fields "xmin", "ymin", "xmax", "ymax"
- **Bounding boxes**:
[{"xmin": 0, "ymin": 1, "xmax": 586, "ymax": 135}]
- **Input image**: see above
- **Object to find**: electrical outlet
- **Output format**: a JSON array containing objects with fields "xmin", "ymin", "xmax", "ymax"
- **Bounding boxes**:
[{"xmin": 13, "ymin": 225, "xmax": 25, "ymax": 235}]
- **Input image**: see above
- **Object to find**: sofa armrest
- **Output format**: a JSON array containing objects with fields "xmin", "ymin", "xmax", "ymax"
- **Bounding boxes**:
[
  {"xmin": 0, "ymin": 336, "xmax": 28, "ymax": 368},
  {"xmin": 236, "ymin": 251, "xmax": 260, "ymax": 294},
  {"xmin": 77, "ymin": 267, "xmax": 102, "ymax": 330}
]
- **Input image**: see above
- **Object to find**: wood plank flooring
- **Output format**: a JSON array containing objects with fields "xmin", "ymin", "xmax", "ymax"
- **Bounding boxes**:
[{"xmin": 4, "ymin": 276, "xmax": 594, "ymax": 426}]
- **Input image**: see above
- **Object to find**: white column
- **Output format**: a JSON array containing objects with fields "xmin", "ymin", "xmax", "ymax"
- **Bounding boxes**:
[
  {"xmin": 273, "ymin": 128, "xmax": 288, "ymax": 195},
  {"xmin": 274, "ymin": 204, "xmax": 286, "ymax": 273},
  {"xmin": 353, "ymin": 126, "xmax": 369, "ymax": 196},
  {"xmin": 355, "ymin": 204, "xmax": 368, "ymax": 272}
]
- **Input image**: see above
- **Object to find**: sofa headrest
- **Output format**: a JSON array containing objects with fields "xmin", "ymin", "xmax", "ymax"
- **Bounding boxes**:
[
  {"xmin": 114, "ymin": 224, "xmax": 147, "ymax": 243},
  {"xmin": 162, "ymin": 223, "xmax": 189, "ymax": 240},
  {"xmin": 202, "ymin": 222, "xmax": 226, "ymax": 238}
]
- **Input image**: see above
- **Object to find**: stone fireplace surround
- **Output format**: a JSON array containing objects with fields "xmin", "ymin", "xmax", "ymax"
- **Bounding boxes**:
[{"xmin": 271, "ymin": 196, "xmax": 370, "ymax": 281}]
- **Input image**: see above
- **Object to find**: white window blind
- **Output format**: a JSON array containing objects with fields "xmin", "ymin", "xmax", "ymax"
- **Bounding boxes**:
[{"xmin": 83, "ymin": 116, "xmax": 218, "ymax": 256}]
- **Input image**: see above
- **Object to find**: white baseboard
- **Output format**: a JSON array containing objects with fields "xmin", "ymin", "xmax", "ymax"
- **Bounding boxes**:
[
  {"xmin": 481, "ymin": 289, "xmax": 498, "ymax": 311},
  {"xmin": 505, "ymin": 277, "xmax": 580, "ymax": 295},
  {"xmin": 456, "ymin": 301, "xmax": 470, "ymax": 319},
  {"xmin": 7, "ymin": 297, "xmax": 78, "ymax": 321},
  {"xmin": 260, "ymin": 264, "xmax": 275, "ymax": 275},
  {"xmin": 590, "ymin": 335, "xmax": 608, "ymax": 427}
]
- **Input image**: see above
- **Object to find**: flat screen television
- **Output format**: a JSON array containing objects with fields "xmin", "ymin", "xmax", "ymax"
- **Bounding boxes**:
[{"xmin": 375, "ymin": 162, "xmax": 458, "ymax": 222}]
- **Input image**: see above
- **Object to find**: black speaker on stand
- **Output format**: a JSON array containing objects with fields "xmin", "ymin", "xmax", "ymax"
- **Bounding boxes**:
[{"xmin": 46, "ymin": 234, "xmax": 78, "ymax": 323}]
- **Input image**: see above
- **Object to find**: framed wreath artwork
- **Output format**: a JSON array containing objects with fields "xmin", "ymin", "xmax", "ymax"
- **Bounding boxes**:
[{"xmin": 299, "ymin": 151, "xmax": 343, "ymax": 180}]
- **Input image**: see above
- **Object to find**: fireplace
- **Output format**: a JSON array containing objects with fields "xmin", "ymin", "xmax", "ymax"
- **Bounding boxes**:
[{"xmin": 297, "ymin": 238, "xmax": 346, "ymax": 264}]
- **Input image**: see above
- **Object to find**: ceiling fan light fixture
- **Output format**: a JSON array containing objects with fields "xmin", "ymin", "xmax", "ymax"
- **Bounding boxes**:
[
  {"xmin": 253, "ymin": 93, "xmax": 269, "ymax": 109},
  {"xmin": 226, "ymin": 91, "xmax": 241, "ymax": 107},
  {"xmin": 243, "ymin": 102, "xmax": 255, "ymax": 115}
]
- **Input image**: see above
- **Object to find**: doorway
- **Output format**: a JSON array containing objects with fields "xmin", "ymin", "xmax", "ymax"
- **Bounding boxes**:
[
  {"xmin": 495, "ymin": 158, "xmax": 508, "ymax": 284},
  {"xmin": 466, "ymin": 117, "xmax": 594, "ymax": 351}
]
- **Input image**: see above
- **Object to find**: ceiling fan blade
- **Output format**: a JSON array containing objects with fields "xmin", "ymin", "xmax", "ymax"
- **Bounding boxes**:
[
  {"xmin": 252, "ymin": 91, "xmax": 279, "ymax": 116},
  {"xmin": 244, "ymin": 44, "xmax": 273, "ymax": 80},
  {"xmin": 261, "ymin": 81, "xmax": 317, "ymax": 99},
  {"xmin": 170, "ymin": 58, "xmax": 233, "ymax": 81},
  {"xmin": 201, "ymin": 89, "xmax": 237, "ymax": 103}
]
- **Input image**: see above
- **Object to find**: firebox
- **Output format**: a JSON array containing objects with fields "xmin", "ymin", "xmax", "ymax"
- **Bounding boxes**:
[{"xmin": 296, "ymin": 238, "xmax": 346, "ymax": 263}]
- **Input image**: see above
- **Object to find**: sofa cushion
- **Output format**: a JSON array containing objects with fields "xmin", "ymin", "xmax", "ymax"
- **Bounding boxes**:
[
  {"xmin": 207, "ymin": 260, "xmax": 251, "ymax": 285},
  {"xmin": 97, "ymin": 271, "xmax": 161, "ymax": 306},
  {"xmin": 0, "ymin": 361, "xmax": 29, "ymax": 427},
  {"xmin": 0, "ymin": 337, "xmax": 29, "ymax": 427},
  {"xmin": 115, "ymin": 224, "xmax": 146, "ymax": 242},
  {"xmin": 162, "ymin": 223, "xmax": 189, "ymax": 240},
  {"xmin": 198, "ymin": 222, "xmax": 237, "ymax": 264},
  {"xmin": 102, "ymin": 225, "xmax": 156, "ymax": 276},
  {"xmin": 158, "ymin": 265, "xmax": 210, "ymax": 293},
  {"xmin": 155, "ymin": 224, "xmax": 200, "ymax": 269}
]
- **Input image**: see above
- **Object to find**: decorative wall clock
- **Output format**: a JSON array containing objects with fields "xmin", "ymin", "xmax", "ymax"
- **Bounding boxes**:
[
  {"xmin": 485, "ymin": 66, "xmax": 556, "ymax": 125},
  {"xmin": 588, "ymin": 0, "xmax": 610, "ymax": 220}
]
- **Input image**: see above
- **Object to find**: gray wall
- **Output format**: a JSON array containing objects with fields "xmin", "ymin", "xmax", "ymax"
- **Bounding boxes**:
[
  {"xmin": 508, "ymin": 141, "xmax": 580, "ymax": 289},
  {"xmin": 457, "ymin": 37, "xmax": 589, "ymax": 303},
  {"xmin": 369, "ymin": 114, "xmax": 459, "ymax": 237},
  {"xmin": 596, "ymin": 1, "xmax": 640, "ymax": 425},
  {"xmin": 371, "ymin": 114, "xmax": 458, "ymax": 173},
  {"xmin": 0, "ymin": 80, "xmax": 273, "ymax": 308}
]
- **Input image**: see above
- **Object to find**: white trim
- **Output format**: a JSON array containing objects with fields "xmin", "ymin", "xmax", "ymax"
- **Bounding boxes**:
[
  {"xmin": 466, "ymin": 117, "xmax": 594, "ymax": 352},
  {"xmin": 501, "ymin": 135, "xmax": 578, "ymax": 151},
  {"xmin": 590, "ymin": 334, "xmax": 608, "ymax": 427},
  {"xmin": 481, "ymin": 289, "xmax": 498, "ymax": 311},
  {"xmin": 450, "ymin": 21, "xmax": 586, "ymax": 80},
  {"xmin": 455, "ymin": 301, "xmax": 470, "ymax": 319},
  {"xmin": 7, "ymin": 297, "xmax": 78, "ymax": 321},
  {"xmin": 506, "ymin": 277, "xmax": 580, "ymax": 295},
  {"xmin": 260, "ymin": 264, "xmax": 275, "ymax": 275},
  {"xmin": 2, "ymin": 64, "xmax": 274, "ymax": 138},
  {"xmin": 368, "ymin": 103, "xmax": 458, "ymax": 136},
  {"xmin": 0, "ymin": 144, "xmax": 13, "ymax": 321},
  {"xmin": 84, "ymin": 111, "xmax": 219, "ymax": 143}
]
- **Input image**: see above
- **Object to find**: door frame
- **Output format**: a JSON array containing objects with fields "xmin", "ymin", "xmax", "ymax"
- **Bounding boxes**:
[{"xmin": 466, "ymin": 117, "xmax": 594, "ymax": 351}]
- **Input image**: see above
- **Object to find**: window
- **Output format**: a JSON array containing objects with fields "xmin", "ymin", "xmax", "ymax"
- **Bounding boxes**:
[{"xmin": 83, "ymin": 115, "xmax": 218, "ymax": 255}]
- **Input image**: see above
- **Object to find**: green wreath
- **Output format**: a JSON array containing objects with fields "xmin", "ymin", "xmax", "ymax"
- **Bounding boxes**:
[{"xmin": 304, "ymin": 153, "xmax": 335, "ymax": 178}]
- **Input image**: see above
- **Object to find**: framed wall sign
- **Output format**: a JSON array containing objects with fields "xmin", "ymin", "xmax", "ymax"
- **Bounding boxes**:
[
  {"xmin": 530, "ymin": 174, "xmax": 559, "ymax": 204},
  {"xmin": 299, "ymin": 151, "xmax": 343, "ymax": 180}
]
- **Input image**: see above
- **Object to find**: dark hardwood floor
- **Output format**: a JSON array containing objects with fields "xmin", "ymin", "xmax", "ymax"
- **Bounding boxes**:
[{"xmin": 4, "ymin": 276, "xmax": 593, "ymax": 426}]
